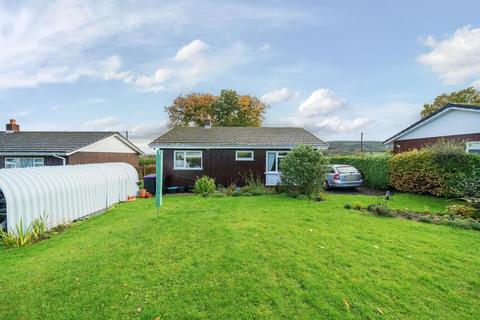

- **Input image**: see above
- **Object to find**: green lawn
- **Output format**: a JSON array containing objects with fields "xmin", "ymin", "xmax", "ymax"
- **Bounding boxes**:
[{"xmin": 0, "ymin": 194, "xmax": 479, "ymax": 319}]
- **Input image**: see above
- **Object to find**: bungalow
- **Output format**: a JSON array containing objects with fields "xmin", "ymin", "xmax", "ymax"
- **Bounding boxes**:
[
  {"xmin": 149, "ymin": 124, "xmax": 328, "ymax": 187},
  {"xmin": 383, "ymin": 103, "xmax": 480, "ymax": 153},
  {"xmin": 0, "ymin": 119, "xmax": 144, "ymax": 169}
]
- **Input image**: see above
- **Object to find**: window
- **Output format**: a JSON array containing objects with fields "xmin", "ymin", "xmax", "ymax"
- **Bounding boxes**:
[
  {"xmin": 174, "ymin": 151, "xmax": 202, "ymax": 170},
  {"xmin": 5, "ymin": 157, "xmax": 44, "ymax": 169},
  {"xmin": 235, "ymin": 150, "xmax": 254, "ymax": 161},
  {"xmin": 266, "ymin": 151, "xmax": 288, "ymax": 173},
  {"xmin": 466, "ymin": 141, "xmax": 480, "ymax": 154}
]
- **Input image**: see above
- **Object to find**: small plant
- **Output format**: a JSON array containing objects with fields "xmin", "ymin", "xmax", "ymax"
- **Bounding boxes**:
[
  {"xmin": 297, "ymin": 194, "xmax": 309, "ymax": 200},
  {"xmin": 211, "ymin": 191, "xmax": 226, "ymax": 198},
  {"xmin": 231, "ymin": 191, "xmax": 242, "ymax": 197},
  {"xmin": 344, "ymin": 203, "xmax": 352, "ymax": 209},
  {"xmin": 194, "ymin": 176, "xmax": 216, "ymax": 195},
  {"xmin": 242, "ymin": 173, "xmax": 267, "ymax": 195},
  {"xmin": 418, "ymin": 216, "xmax": 433, "ymax": 224},
  {"xmin": 0, "ymin": 216, "xmax": 51, "ymax": 248},
  {"xmin": 287, "ymin": 191, "xmax": 300, "ymax": 199},
  {"xmin": 446, "ymin": 204, "xmax": 478, "ymax": 219},
  {"xmin": 242, "ymin": 192, "xmax": 253, "ymax": 197},
  {"xmin": 353, "ymin": 202, "xmax": 363, "ymax": 210},
  {"xmin": 310, "ymin": 192, "xmax": 325, "ymax": 202},
  {"xmin": 201, "ymin": 192, "xmax": 210, "ymax": 198}
]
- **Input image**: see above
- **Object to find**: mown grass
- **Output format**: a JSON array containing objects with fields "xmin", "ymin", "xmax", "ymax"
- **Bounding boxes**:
[{"xmin": 0, "ymin": 194, "xmax": 478, "ymax": 319}]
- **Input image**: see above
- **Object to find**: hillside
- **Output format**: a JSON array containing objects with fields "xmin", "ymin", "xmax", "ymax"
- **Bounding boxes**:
[{"xmin": 326, "ymin": 141, "xmax": 389, "ymax": 155}]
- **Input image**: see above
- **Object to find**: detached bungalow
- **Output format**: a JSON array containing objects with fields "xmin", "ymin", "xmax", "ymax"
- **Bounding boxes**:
[
  {"xmin": 0, "ymin": 119, "xmax": 144, "ymax": 169},
  {"xmin": 149, "ymin": 125, "xmax": 328, "ymax": 187},
  {"xmin": 383, "ymin": 103, "xmax": 480, "ymax": 153}
]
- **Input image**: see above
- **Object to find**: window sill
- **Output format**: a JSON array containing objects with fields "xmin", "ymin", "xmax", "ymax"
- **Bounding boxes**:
[{"xmin": 174, "ymin": 168, "xmax": 203, "ymax": 171}]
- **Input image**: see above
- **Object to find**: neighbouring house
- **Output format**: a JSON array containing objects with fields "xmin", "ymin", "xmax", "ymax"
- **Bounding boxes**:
[
  {"xmin": 383, "ymin": 103, "xmax": 480, "ymax": 153},
  {"xmin": 0, "ymin": 119, "xmax": 144, "ymax": 169},
  {"xmin": 149, "ymin": 124, "xmax": 328, "ymax": 187}
]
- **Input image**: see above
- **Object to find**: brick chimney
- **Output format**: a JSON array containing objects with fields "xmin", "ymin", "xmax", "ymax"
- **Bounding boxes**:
[{"xmin": 6, "ymin": 119, "xmax": 20, "ymax": 133}]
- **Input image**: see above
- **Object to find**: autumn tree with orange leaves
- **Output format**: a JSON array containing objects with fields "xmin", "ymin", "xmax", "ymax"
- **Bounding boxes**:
[{"xmin": 165, "ymin": 89, "xmax": 268, "ymax": 127}]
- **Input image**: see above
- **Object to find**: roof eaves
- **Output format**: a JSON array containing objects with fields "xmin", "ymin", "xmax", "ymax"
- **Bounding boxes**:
[{"xmin": 383, "ymin": 103, "xmax": 480, "ymax": 144}]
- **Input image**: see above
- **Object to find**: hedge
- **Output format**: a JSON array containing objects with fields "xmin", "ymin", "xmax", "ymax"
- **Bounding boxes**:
[
  {"xmin": 389, "ymin": 150, "xmax": 480, "ymax": 198},
  {"xmin": 328, "ymin": 155, "xmax": 390, "ymax": 189}
]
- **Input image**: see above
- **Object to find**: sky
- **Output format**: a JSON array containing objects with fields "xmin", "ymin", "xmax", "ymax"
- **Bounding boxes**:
[{"xmin": 1, "ymin": 0, "xmax": 480, "ymax": 151}]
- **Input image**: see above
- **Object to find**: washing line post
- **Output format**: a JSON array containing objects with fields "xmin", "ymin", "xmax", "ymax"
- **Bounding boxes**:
[{"xmin": 155, "ymin": 149, "xmax": 163, "ymax": 216}]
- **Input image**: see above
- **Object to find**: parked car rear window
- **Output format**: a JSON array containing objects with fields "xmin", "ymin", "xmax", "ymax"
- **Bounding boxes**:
[{"xmin": 336, "ymin": 166, "xmax": 358, "ymax": 174}]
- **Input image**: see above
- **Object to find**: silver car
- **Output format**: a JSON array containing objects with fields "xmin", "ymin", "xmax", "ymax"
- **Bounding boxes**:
[{"xmin": 324, "ymin": 164, "xmax": 363, "ymax": 189}]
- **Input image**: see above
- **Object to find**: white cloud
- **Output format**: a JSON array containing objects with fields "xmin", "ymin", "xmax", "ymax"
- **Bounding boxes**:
[
  {"xmin": 417, "ymin": 25, "xmax": 480, "ymax": 85},
  {"xmin": 309, "ymin": 116, "xmax": 371, "ymax": 133},
  {"xmin": 267, "ymin": 89, "xmax": 371, "ymax": 136},
  {"xmin": 261, "ymin": 88, "xmax": 300, "ymax": 104},
  {"xmin": 173, "ymin": 39, "xmax": 210, "ymax": 61},
  {"xmin": 131, "ymin": 40, "xmax": 249, "ymax": 91},
  {"xmin": 83, "ymin": 116, "xmax": 121, "ymax": 130},
  {"xmin": 298, "ymin": 89, "xmax": 346, "ymax": 116},
  {"xmin": 128, "ymin": 121, "xmax": 169, "ymax": 153},
  {"xmin": 0, "ymin": 1, "xmax": 307, "ymax": 90},
  {"xmin": 133, "ymin": 68, "xmax": 174, "ymax": 90},
  {"xmin": 0, "ymin": 1, "xmax": 179, "ymax": 89}
]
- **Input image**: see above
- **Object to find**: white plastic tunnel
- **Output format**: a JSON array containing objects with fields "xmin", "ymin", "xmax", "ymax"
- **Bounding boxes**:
[{"xmin": 0, "ymin": 163, "xmax": 139, "ymax": 233}]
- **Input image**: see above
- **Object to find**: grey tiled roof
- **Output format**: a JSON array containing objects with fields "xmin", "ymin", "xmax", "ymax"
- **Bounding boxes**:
[
  {"xmin": 0, "ymin": 131, "xmax": 117, "ymax": 154},
  {"xmin": 150, "ymin": 127, "xmax": 327, "ymax": 147}
]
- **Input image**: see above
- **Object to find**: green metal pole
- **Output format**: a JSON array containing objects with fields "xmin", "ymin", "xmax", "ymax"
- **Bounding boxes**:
[{"xmin": 155, "ymin": 149, "xmax": 163, "ymax": 214}]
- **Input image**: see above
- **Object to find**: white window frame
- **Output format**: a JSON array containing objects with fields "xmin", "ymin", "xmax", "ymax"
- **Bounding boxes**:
[
  {"xmin": 466, "ymin": 141, "xmax": 480, "ymax": 154},
  {"xmin": 5, "ymin": 157, "xmax": 45, "ymax": 169},
  {"xmin": 173, "ymin": 150, "xmax": 203, "ymax": 170},
  {"xmin": 265, "ymin": 151, "xmax": 288, "ymax": 173},
  {"xmin": 235, "ymin": 150, "xmax": 254, "ymax": 161}
]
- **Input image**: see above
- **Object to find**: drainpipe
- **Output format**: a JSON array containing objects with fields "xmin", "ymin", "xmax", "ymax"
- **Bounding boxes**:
[{"xmin": 52, "ymin": 154, "xmax": 66, "ymax": 166}]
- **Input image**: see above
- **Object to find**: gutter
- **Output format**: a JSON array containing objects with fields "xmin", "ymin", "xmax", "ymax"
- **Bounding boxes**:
[{"xmin": 52, "ymin": 154, "xmax": 67, "ymax": 166}]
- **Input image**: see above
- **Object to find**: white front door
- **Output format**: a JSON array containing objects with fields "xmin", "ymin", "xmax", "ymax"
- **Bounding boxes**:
[{"xmin": 265, "ymin": 151, "xmax": 288, "ymax": 186}]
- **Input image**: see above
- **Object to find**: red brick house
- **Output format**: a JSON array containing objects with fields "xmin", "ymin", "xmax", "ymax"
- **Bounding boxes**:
[{"xmin": 383, "ymin": 103, "xmax": 480, "ymax": 153}]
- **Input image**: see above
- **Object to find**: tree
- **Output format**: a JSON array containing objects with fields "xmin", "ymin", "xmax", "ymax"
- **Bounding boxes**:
[
  {"xmin": 280, "ymin": 145, "xmax": 329, "ymax": 196},
  {"xmin": 421, "ymin": 87, "xmax": 480, "ymax": 118},
  {"xmin": 165, "ymin": 89, "xmax": 268, "ymax": 127}
]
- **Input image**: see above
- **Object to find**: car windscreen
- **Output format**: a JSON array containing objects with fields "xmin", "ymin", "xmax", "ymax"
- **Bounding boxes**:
[{"xmin": 336, "ymin": 166, "xmax": 358, "ymax": 174}]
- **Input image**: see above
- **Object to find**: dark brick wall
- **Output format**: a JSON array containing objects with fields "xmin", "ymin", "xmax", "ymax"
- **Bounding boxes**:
[{"xmin": 393, "ymin": 133, "xmax": 480, "ymax": 153}]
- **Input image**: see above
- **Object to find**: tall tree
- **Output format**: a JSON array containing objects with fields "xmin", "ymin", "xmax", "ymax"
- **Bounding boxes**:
[
  {"xmin": 165, "ymin": 89, "xmax": 268, "ymax": 127},
  {"xmin": 421, "ymin": 87, "xmax": 480, "ymax": 117}
]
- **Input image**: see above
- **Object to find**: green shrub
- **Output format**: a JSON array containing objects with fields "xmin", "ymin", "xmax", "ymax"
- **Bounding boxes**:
[
  {"xmin": 297, "ymin": 195, "xmax": 309, "ymax": 200},
  {"xmin": 388, "ymin": 144, "xmax": 480, "ymax": 198},
  {"xmin": 0, "ymin": 216, "xmax": 49, "ymax": 248},
  {"xmin": 310, "ymin": 192, "xmax": 326, "ymax": 201},
  {"xmin": 329, "ymin": 155, "xmax": 390, "ymax": 189},
  {"xmin": 281, "ymin": 145, "xmax": 329, "ymax": 196},
  {"xmin": 344, "ymin": 203, "xmax": 352, "ymax": 209},
  {"xmin": 287, "ymin": 191, "xmax": 300, "ymax": 198},
  {"xmin": 211, "ymin": 191, "xmax": 226, "ymax": 198},
  {"xmin": 194, "ymin": 176, "xmax": 216, "ymax": 195},
  {"xmin": 231, "ymin": 191, "xmax": 242, "ymax": 197},
  {"xmin": 471, "ymin": 221, "xmax": 480, "ymax": 231},
  {"xmin": 446, "ymin": 204, "xmax": 478, "ymax": 218},
  {"xmin": 242, "ymin": 192, "xmax": 253, "ymax": 197},
  {"xmin": 243, "ymin": 173, "xmax": 267, "ymax": 195},
  {"xmin": 353, "ymin": 202, "xmax": 363, "ymax": 210},
  {"xmin": 418, "ymin": 216, "xmax": 433, "ymax": 224}
]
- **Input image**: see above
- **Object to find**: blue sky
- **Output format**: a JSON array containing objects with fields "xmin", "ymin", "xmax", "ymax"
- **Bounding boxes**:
[{"xmin": 1, "ymin": 0, "xmax": 480, "ymax": 150}]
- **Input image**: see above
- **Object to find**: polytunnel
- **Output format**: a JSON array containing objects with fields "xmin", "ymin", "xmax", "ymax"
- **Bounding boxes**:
[{"xmin": 0, "ymin": 163, "xmax": 139, "ymax": 233}]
